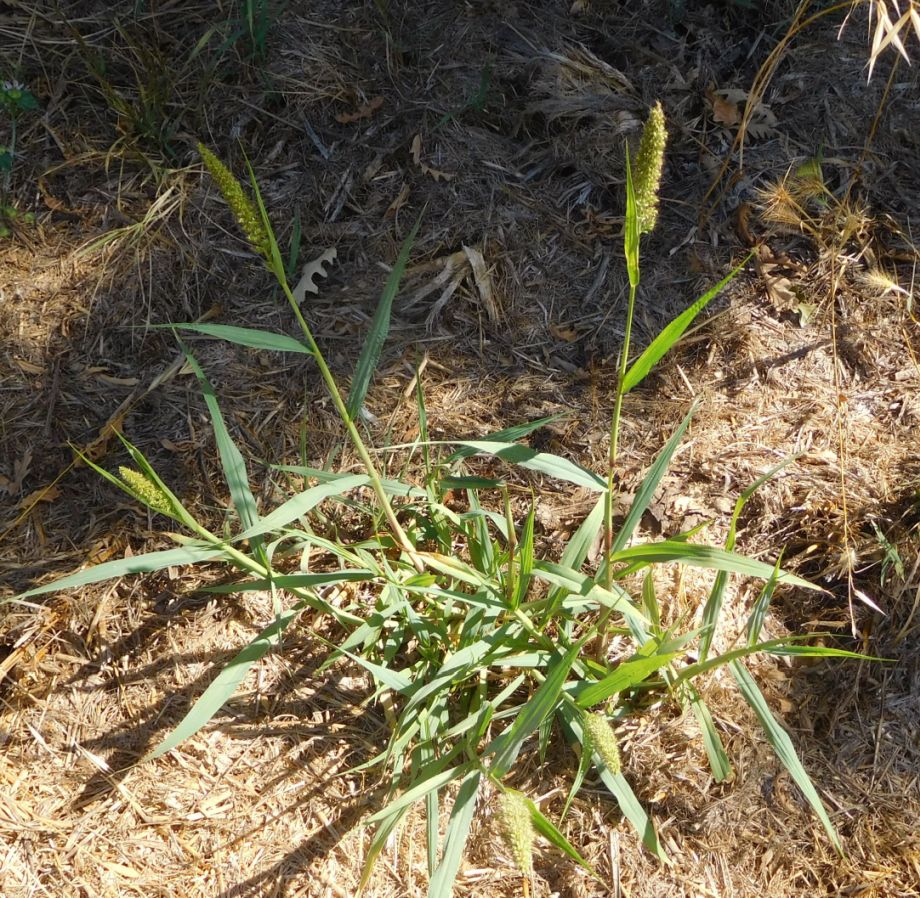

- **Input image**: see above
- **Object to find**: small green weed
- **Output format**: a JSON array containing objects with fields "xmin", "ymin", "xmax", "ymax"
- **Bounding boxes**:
[
  {"xmin": 8, "ymin": 105, "xmax": 875, "ymax": 895},
  {"xmin": 0, "ymin": 79, "xmax": 39, "ymax": 236}
]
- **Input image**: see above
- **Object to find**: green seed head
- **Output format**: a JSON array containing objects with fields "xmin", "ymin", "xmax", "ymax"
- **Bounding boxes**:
[
  {"xmin": 632, "ymin": 101, "xmax": 667, "ymax": 235},
  {"xmin": 583, "ymin": 712, "xmax": 622, "ymax": 775},
  {"xmin": 496, "ymin": 790, "xmax": 534, "ymax": 875},
  {"xmin": 198, "ymin": 143, "xmax": 270, "ymax": 259},
  {"xmin": 118, "ymin": 467, "xmax": 172, "ymax": 516}
]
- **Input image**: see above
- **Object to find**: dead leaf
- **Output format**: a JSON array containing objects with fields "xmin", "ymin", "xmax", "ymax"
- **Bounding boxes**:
[
  {"xmin": 335, "ymin": 96, "xmax": 383, "ymax": 124},
  {"xmin": 385, "ymin": 183, "xmax": 411, "ymax": 219},
  {"xmin": 707, "ymin": 86, "xmax": 741, "ymax": 126},
  {"xmin": 746, "ymin": 105, "xmax": 778, "ymax": 140},
  {"xmin": 0, "ymin": 449, "xmax": 32, "ymax": 496},
  {"xmin": 293, "ymin": 248, "xmax": 338, "ymax": 305},
  {"xmin": 736, "ymin": 202, "xmax": 755, "ymax": 246},
  {"xmin": 421, "ymin": 164, "xmax": 455, "ymax": 183},
  {"xmin": 410, "ymin": 134, "xmax": 456, "ymax": 183},
  {"xmin": 550, "ymin": 323, "xmax": 579, "ymax": 342},
  {"xmin": 706, "ymin": 86, "xmax": 777, "ymax": 139},
  {"xmin": 763, "ymin": 272, "xmax": 798, "ymax": 311},
  {"xmin": 462, "ymin": 246, "xmax": 499, "ymax": 323},
  {"xmin": 18, "ymin": 484, "xmax": 61, "ymax": 509}
]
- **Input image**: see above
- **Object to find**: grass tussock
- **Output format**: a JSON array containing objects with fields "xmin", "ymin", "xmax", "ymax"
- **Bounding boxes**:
[{"xmin": 0, "ymin": 2, "xmax": 918, "ymax": 897}]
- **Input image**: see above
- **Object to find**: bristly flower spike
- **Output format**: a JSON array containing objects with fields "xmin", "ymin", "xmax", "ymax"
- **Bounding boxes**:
[
  {"xmin": 632, "ymin": 101, "xmax": 667, "ymax": 236},
  {"xmin": 582, "ymin": 712, "xmax": 622, "ymax": 775},
  {"xmin": 118, "ymin": 467, "xmax": 173, "ymax": 517},
  {"xmin": 198, "ymin": 143, "xmax": 271, "ymax": 259},
  {"xmin": 497, "ymin": 790, "xmax": 535, "ymax": 876}
]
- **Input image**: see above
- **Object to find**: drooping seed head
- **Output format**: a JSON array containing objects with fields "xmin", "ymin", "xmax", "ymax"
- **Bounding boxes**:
[
  {"xmin": 198, "ymin": 143, "xmax": 270, "ymax": 259},
  {"xmin": 496, "ymin": 790, "xmax": 535, "ymax": 875},
  {"xmin": 583, "ymin": 712, "xmax": 622, "ymax": 775},
  {"xmin": 119, "ymin": 467, "xmax": 172, "ymax": 516},
  {"xmin": 632, "ymin": 101, "xmax": 667, "ymax": 235}
]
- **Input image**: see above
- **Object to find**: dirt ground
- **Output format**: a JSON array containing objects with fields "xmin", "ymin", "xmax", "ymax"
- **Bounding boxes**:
[{"xmin": 1, "ymin": 1, "xmax": 919, "ymax": 896}]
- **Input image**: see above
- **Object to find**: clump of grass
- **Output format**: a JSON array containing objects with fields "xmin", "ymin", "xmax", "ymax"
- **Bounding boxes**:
[{"xmin": 6, "ymin": 104, "xmax": 877, "ymax": 896}]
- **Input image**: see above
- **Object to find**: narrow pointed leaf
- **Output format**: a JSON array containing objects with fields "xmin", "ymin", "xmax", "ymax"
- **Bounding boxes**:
[
  {"xmin": 559, "ymin": 704, "xmax": 666, "ymax": 861},
  {"xmin": 489, "ymin": 641, "xmax": 583, "ymax": 778},
  {"xmin": 622, "ymin": 255, "xmax": 750, "ymax": 394},
  {"xmin": 451, "ymin": 441, "xmax": 607, "ymax": 492},
  {"xmin": 180, "ymin": 344, "xmax": 261, "ymax": 535},
  {"xmin": 574, "ymin": 652, "xmax": 682, "ymax": 708},
  {"xmin": 525, "ymin": 796, "xmax": 599, "ymax": 878},
  {"xmin": 147, "ymin": 601, "xmax": 308, "ymax": 759},
  {"xmin": 611, "ymin": 541, "xmax": 819, "ymax": 590},
  {"xmin": 428, "ymin": 770, "xmax": 482, "ymax": 898},
  {"xmin": 234, "ymin": 474, "xmax": 370, "ymax": 541},
  {"xmin": 447, "ymin": 415, "xmax": 562, "ymax": 461},
  {"xmin": 167, "ymin": 322, "xmax": 313, "ymax": 355},
  {"xmin": 347, "ymin": 214, "xmax": 422, "ymax": 420},
  {"xmin": 365, "ymin": 763, "xmax": 471, "ymax": 824},
  {"xmin": 685, "ymin": 685, "xmax": 732, "ymax": 782},
  {"xmin": 14, "ymin": 544, "xmax": 226, "ymax": 601},
  {"xmin": 730, "ymin": 660, "xmax": 841, "ymax": 852},
  {"xmin": 199, "ymin": 569, "xmax": 375, "ymax": 593},
  {"xmin": 610, "ymin": 404, "xmax": 696, "ymax": 555}
]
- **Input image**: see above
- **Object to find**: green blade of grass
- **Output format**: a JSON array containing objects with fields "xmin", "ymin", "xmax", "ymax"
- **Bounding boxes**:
[
  {"xmin": 526, "ymin": 795, "xmax": 599, "ymax": 879},
  {"xmin": 233, "ymin": 474, "xmax": 370, "ymax": 542},
  {"xmin": 272, "ymin": 464, "xmax": 426, "ymax": 499},
  {"xmin": 560, "ymin": 723, "xmax": 595, "ymax": 820},
  {"xmin": 611, "ymin": 541, "xmax": 819, "ymax": 590},
  {"xmin": 700, "ymin": 456, "xmax": 796, "ymax": 660},
  {"xmin": 621, "ymin": 255, "xmax": 750, "ymax": 394},
  {"xmin": 674, "ymin": 635, "xmax": 874, "ymax": 685},
  {"xmin": 198, "ymin": 569, "xmax": 375, "ymax": 593},
  {"xmin": 147, "ymin": 598, "xmax": 310, "ymax": 759},
  {"xmin": 511, "ymin": 500, "xmax": 536, "ymax": 610},
  {"xmin": 544, "ymin": 494, "xmax": 605, "ymax": 622},
  {"xmin": 624, "ymin": 142, "xmax": 640, "ymax": 287},
  {"xmin": 165, "ymin": 323, "xmax": 313, "ymax": 355},
  {"xmin": 685, "ymin": 685, "xmax": 733, "ymax": 782},
  {"xmin": 347, "ymin": 214, "xmax": 422, "ymax": 420},
  {"xmin": 11, "ymin": 544, "xmax": 226, "ymax": 602},
  {"xmin": 358, "ymin": 805, "xmax": 409, "ymax": 894},
  {"xmin": 365, "ymin": 762, "xmax": 472, "ymax": 824},
  {"xmin": 450, "ymin": 441, "xmax": 607, "ymax": 492},
  {"xmin": 534, "ymin": 561, "xmax": 650, "ymax": 632},
  {"xmin": 747, "ymin": 557, "xmax": 782, "ymax": 645},
  {"xmin": 446, "ymin": 415, "xmax": 562, "ymax": 461},
  {"xmin": 573, "ymin": 652, "xmax": 682, "ymax": 708},
  {"xmin": 488, "ymin": 640, "xmax": 584, "ymax": 778},
  {"xmin": 428, "ymin": 769, "xmax": 482, "ymax": 898},
  {"xmin": 610, "ymin": 404, "xmax": 696, "ymax": 555},
  {"xmin": 180, "ymin": 343, "xmax": 262, "ymax": 536},
  {"xmin": 730, "ymin": 659, "xmax": 842, "ymax": 852}
]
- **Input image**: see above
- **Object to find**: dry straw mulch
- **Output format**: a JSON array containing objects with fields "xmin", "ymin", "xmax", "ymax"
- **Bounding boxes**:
[{"xmin": 2, "ymin": 2, "xmax": 919, "ymax": 896}]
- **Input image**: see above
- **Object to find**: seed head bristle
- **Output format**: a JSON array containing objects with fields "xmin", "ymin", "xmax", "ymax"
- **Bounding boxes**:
[
  {"xmin": 632, "ymin": 100, "xmax": 667, "ymax": 235},
  {"xmin": 583, "ymin": 712, "xmax": 622, "ymax": 775},
  {"xmin": 755, "ymin": 179, "xmax": 806, "ymax": 232},
  {"xmin": 497, "ymin": 790, "xmax": 534, "ymax": 875},
  {"xmin": 198, "ymin": 143, "xmax": 270, "ymax": 259},
  {"xmin": 119, "ymin": 467, "xmax": 172, "ymax": 516},
  {"xmin": 857, "ymin": 266, "xmax": 908, "ymax": 297}
]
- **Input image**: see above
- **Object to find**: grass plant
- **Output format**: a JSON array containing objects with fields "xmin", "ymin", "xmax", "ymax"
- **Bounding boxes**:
[
  {"xmin": 7, "ymin": 105, "xmax": 875, "ymax": 895},
  {"xmin": 0, "ymin": 78, "xmax": 38, "ymax": 236}
]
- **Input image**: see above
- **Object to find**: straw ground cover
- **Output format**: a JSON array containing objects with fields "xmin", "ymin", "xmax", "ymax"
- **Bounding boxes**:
[{"xmin": 2, "ymin": 2, "xmax": 919, "ymax": 897}]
